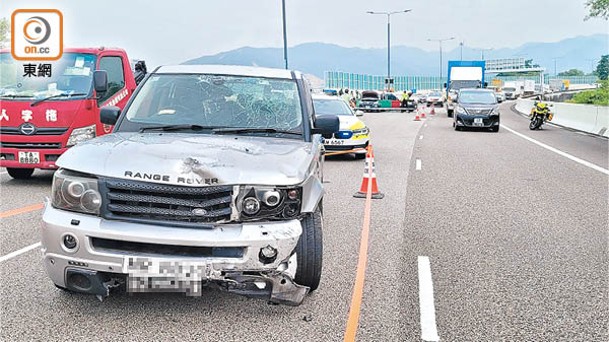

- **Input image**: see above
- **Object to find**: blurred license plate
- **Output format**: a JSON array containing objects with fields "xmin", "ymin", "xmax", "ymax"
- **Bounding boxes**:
[
  {"xmin": 473, "ymin": 118, "xmax": 484, "ymax": 126},
  {"xmin": 18, "ymin": 151, "xmax": 40, "ymax": 164},
  {"xmin": 326, "ymin": 139, "xmax": 344, "ymax": 145},
  {"xmin": 125, "ymin": 257, "xmax": 210, "ymax": 296}
]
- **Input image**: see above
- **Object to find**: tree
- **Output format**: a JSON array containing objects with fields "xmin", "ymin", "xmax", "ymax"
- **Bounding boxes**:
[
  {"xmin": 585, "ymin": 0, "xmax": 609, "ymax": 20},
  {"xmin": 558, "ymin": 69, "xmax": 585, "ymax": 77},
  {"xmin": 596, "ymin": 55, "xmax": 609, "ymax": 80}
]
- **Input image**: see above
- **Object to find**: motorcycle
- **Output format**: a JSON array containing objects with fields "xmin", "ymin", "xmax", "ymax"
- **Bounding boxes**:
[{"xmin": 529, "ymin": 100, "xmax": 553, "ymax": 130}]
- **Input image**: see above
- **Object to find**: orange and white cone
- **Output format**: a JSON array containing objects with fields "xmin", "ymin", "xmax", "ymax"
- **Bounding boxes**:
[
  {"xmin": 420, "ymin": 106, "xmax": 427, "ymax": 119},
  {"xmin": 353, "ymin": 146, "xmax": 384, "ymax": 199},
  {"xmin": 414, "ymin": 107, "xmax": 421, "ymax": 121},
  {"xmin": 430, "ymin": 103, "xmax": 436, "ymax": 115}
]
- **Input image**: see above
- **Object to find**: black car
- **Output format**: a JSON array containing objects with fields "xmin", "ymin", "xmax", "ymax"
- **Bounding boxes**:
[
  {"xmin": 453, "ymin": 88, "xmax": 500, "ymax": 132},
  {"xmin": 358, "ymin": 90, "xmax": 380, "ymax": 112}
]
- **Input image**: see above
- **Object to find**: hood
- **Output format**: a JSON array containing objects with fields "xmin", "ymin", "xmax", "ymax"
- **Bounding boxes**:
[
  {"xmin": 57, "ymin": 133, "xmax": 316, "ymax": 186},
  {"xmin": 0, "ymin": 99, "xmax": 87, "ymax": 129},
  {"xmin": 338, "ymin": 115, "xmax": 365, "ymax": 131}
]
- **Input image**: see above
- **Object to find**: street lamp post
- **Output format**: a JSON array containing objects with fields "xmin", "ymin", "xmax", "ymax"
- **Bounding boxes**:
[
  {"xmin": 427, "ymin": 37, "xmax": 454, "ymax": 89},
  {"xmin": 459, "ymin": 41, "xmax": 464, "ymax": 61},
  {"xmin": 479, "ymin": 48, "xmax": 493, "ymax": 60},
  {"xmin": 281, "ymin": 0, "xmax": 288, "ymax": 69},
  {"xmin": 367, "ymin": 9, "xmax": 411, "ymax": 90},
  {"xmin": 551, "ymin": 57, "xmax": 563, "ymax": 76}
]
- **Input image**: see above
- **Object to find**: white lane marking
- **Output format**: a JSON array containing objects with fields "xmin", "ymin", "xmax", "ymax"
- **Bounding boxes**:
[
  {"xmin": 416, "ymin": 159, "xmax": 422, "ymax": 171},
  {"xmin": 0, "ymin": 242, "xmax": 41, "ymax": 263},
  {"xmin": 418, "ymin": 256, "xmax": 440, "ymax": 341},
  {"xmin": 419, "ymin": 135, "xmax": 424, "ymax": 140},
  {"xmin": 0, "ymin": 171, "xmax": 7, "ymax": 175},
  {"xmin": 501, "ymin": 124, "xmax": 609, "ymax": 176}
]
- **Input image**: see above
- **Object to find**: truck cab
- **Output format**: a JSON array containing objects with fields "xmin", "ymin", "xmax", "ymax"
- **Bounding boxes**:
[
  {"xmin": 445, "ymin": 60, "xmax": 486, "ymax": 117},
  {"xmin": 0, "ymin": 47, "xmax": 145, "ymax": 179}
]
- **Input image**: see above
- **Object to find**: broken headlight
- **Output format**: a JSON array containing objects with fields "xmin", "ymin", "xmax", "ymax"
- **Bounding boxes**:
[
  {"xmin": 51, "ymin": 169, "xmax": 102, "ymax": 215},
  {"xmin": 237, "ymin": 186, "xmax": 301, "ymax": 221}
]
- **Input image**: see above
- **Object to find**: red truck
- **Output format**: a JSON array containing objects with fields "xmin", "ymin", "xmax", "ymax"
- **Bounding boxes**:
[{"xmin": 0, "ymin": 47, "xmax": 146, "ymax": 179}]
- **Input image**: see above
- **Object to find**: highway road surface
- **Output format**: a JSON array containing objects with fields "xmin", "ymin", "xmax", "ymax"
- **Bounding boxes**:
[{"xmin": 1, "ymin": 102, "xmax": 607, "ymax": 341}]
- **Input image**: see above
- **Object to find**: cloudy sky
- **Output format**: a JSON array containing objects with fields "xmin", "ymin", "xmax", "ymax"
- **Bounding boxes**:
[{"xmin": 2, "ymin": 0, "xmax": 607, "ymax": 68}]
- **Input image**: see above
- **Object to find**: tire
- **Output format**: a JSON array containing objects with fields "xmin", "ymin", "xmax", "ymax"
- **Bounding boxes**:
[
  {"xmin": 491, "ymin": 126, "xmax": 499, "ymax": 132},
  {"xmin": 529, "ymin": 117, "xmax": 542, "ymax": 130},
  {"xmin": 354, "ymin": 153, "xmax": 366, "ymax": 160},
  {"xmin": 7, "ymin": 168, "xmax": 34, "ymax": 179},
  {"xmin": 454, "ymin": 125, "xmax": 461, "ymax": 131},
  {"xmin": 447, "ymin": 110, "xmax": 453, "ymax": 118},
  {"xmin": 294, "ymin": 207, "xmax": 323, "ymax": 291}
]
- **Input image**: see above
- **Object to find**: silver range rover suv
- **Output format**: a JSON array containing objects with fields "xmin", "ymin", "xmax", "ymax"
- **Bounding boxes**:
[{"xmin": 41, "ymin": 65, "xmax": 339, "ymax": 306}]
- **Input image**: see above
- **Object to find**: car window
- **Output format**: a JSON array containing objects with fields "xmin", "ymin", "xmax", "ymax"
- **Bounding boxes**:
[
  {"xmin": 98, "ymin": 56, "xmax": 125, "ymax": 103},
  {"xmin": 313, "ymin": 99, "xmax": 353, "ymax": 116},
  {"xmin": 458, "ymin": 91, "xmax": 497, "ymax": 104},
  {"xmin": 122, "ymin": 74, "xmax": 303, "ymax": 131}
]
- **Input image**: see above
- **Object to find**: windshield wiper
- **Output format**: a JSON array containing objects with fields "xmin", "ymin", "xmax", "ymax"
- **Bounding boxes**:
[
  {"xmin": 139, "ymin": 124, "xmax": 218, "ymax": 133},
  {"xmin": 212, "ymin": 127, "xmax": 302, "ymax": 136},
  {"xmin": 31, "ymin": 92, "xmax": 88, "ymax": 107},
  {"xmin": 0, "ymin": 94, "xmax": 35, "ymax": 99}
]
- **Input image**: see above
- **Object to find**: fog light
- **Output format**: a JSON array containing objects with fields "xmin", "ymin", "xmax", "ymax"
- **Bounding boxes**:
[
  {"xmin": 243, "ymin": 197, "xmax": 260, "ymax": 215},
  {"xmin": 259, "ymin": 245, "xmax": 278, "ymax": 264},
  {"xmin": 63, "ymin": 234, "xmax": 78, "ymax": 250}
]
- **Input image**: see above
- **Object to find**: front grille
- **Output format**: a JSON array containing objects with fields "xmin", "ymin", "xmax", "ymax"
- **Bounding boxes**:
[
  {"xmin": 466, "ymin": 109, "xmax": 493, "ymax": 115},
  {"xmin": 0, "ymin": 142, "xmax": 62, "ymax": 149},
  {"xmin": 100, "ymin": 178, "xmax": 233, "ymax": 226},
  {"xmin": 90, "ymin": 237, "xmax": 243, "ymax": 258},
  {"xmin": 0, "ymin": 127, "xmax": 69, "ymax": 135}
]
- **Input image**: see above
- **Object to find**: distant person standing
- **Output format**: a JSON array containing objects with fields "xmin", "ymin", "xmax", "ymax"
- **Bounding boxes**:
[
  {"xmin": 401, "ymin": 90, "xmax": 409, "ymax": 108},
  {"xmin": 341, "ymin": 88, "xmax": 352, "ymax": 104}
]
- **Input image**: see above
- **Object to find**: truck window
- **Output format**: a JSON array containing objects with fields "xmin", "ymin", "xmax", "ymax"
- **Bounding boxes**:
[{"xmin": 98, "ymin": 56, "xmax": 125, "ymax": 103}]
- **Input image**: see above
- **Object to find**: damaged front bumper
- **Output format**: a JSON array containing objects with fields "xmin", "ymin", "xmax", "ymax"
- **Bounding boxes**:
[{"xmin": 41, "ymin": 205, "xmax": 308, "ymax": 305}]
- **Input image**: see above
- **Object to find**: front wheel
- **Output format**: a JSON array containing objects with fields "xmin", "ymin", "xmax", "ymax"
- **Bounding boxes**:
[
  {"xmin": 294, "ymin": 207, "xmax": 323, "ymax": 291},
  {"xmin": 7, "ymin": 168, "xmax": 34, "ymax": 179},
  {"xmin": 529, "ymin": 116, "xmax": 542, "ymax": 130}
]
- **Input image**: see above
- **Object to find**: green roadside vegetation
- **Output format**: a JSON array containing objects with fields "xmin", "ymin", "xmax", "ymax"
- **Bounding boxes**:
[{"xmin": 568, "ymin": 80, "xmax": 609, "ymax": 106}]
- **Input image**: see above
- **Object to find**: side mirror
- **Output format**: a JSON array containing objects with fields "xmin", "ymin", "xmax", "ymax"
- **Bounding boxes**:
[
  {"xmin": 93, "ymin": 70, "xmax": 108, "ymax": 94},
  {"xmin": 312, "ymin": 115, "xmax": 339, "ymax": 135},
  {"xmin": 355, "ymin": 110, "xmax": 364, "ymax": 117},
  {"xmin": 100, "ymin": 106, "xmax": 121, "ymax": 125}
]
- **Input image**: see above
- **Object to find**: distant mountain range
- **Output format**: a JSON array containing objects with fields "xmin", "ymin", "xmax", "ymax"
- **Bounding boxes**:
[{"xmin": 183, "ymin": 34, "xmax": 608, "ymax": 78}]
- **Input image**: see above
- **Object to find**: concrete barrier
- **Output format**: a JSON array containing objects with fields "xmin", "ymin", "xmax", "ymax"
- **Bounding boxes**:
[{"xmin": 514, "ymin": 99, "xmax": 609, "ymax": 138}]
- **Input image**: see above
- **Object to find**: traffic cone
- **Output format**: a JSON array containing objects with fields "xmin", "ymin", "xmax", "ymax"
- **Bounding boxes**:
[
  {"xmin": 353, "ymin": 146, "xmax": 384, "ymax": 199},
  {"xmin": 414, "ymin": 107, "xmax": 421, "ymax": 121},
  {"xmin": 430, "ymin": 104, "xmax": 436, "ymax": 115},
  {"xmin": 420, "ymin": 106, "xmax": 427, "ymax": 119}
]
